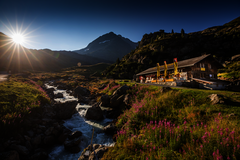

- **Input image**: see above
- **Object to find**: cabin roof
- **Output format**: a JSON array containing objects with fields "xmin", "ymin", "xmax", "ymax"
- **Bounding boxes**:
[{"xmin": 136, "ymin": 54, "xmax": 211, "ymax": 76}]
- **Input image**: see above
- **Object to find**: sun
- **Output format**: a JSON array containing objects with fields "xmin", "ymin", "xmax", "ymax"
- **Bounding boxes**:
[{"xmin": 11, "ymin": 33, "xmax": 25, "ymax": 45}]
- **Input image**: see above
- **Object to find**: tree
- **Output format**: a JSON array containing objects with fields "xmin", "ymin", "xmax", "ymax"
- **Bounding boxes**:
[
  {"xmin": 160, "ymin": 45, "xmax": 164, "ymax": 52},
  {"xmin": 159, "ymin": 29, "xmax": 164, "ymax": 33},
  {"xmin": 161, "ymin": 33, "xmax": 165, "ymax": 39},
  {"xmin": 171, "ymin": 29, "xmax": 174, "ymax": 34},
  {"xmin": 181, "ymin": 28, "xmax": 185, "ymax": 34},
  {"xmin": 77, "ymin": 62, "xmax": 81, "ymax": 67},
  {"xmin": 181, "ymin": 28, "xmax": 185, "ymax": 38},
  {"xmin": 151, "ymin": 37, "xmax": 154, "ymax": 43},
  {"xmin": 116, "ymin": 58, "xmax": 120, "ymax": 65}
]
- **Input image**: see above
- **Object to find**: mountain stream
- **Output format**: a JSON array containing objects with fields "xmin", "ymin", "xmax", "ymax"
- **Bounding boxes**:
[{"xmin": 45, "ymin": 84, "xmax": 114, "ymax": 160}]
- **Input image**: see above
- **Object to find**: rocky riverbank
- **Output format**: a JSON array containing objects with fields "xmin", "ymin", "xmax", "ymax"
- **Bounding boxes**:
[{"xmin": 0, "ymin": 78, "xmax": 132, "ymax": 160}]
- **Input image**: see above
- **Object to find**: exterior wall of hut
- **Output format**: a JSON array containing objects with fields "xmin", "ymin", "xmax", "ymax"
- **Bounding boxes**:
[{"xmin": 192, "ymin": 57, "xmax": 219, "ymax": 79}]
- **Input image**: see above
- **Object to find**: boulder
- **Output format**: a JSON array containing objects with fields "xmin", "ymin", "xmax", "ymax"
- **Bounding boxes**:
[
  {"xmin": 103, "ymin": 123, "xmax": 117, "ymax": 135},
  {"xmin": 57, "ymin": 84, "xmax": 69, "ymax": 90},
  {"xmin": 110, "ymin": 94, "xmax": 125, "ymax": 108},
  {"xmin": 123, "ymin": 94, "xmax": 131, "ymax": 106},
  {"xmin": 112, "ymin": 85, "xmax": 129, "ymax": 97},
  {"xmin": 9, "ymin": 144, "xmax": 29, "ymax": 156},
  {"xmin": 105, "ymin": 109, "xmax": 122, "ymax": 119},
  {"xmin": 208, "ymin": 94, "xmax": 225, "ymax": 104},
  {"xmin": 73, "ymin": 86, "xmax": 90, "ymax": 97},
  {"xmin": 43, "ymin": 136, "xmax": 56, "ymax": 146},
  {"xmin": 29, "ymin": 151, "xmax": 48, "ymax": 160},
  {"xmin": 78, "ymin": 144, "xmax": 108, "ymax": 160},
  {"xmin": 54, "ymin": 101, "xmax": 78, "ymax": 120},
  {"xmin": 68, "ymin": 131, "xmax": 82, "ymax": 140},
  {"xmin": 31, "ymin": 135, "xmax": 42, "ymax": 147},
  {"xmin": 160, "ymin": 87, "xmax": 172, "ymax": 93},
  {"xmin": 27, "ymin": 130, "xmax": 34, "ymax": 137},
  {"xmin": 55, "ymin": 93, "xmax": 64, "ymax": 98},
  {"xmin": 42, "ymin": 105, "xmax": 56, "ymax": 118},
  {"xmin": 88, "ymin": 147, "xmax": 108, "ymax": 160},
  {"xmin": 78, "ymin": 95, "xmax": 88, "ymax": 104},
  {"xmin": 51, "ymin": 128, "xmax": 62, "ymax": 137},
  {"xmin": 64, "ymin": 138, "xmax": 81, "ymax": 153},
  {"xmin": 44, "ymin": 127, "xmax": 54, "ymax": 136},
  {"xmin": 25, "ymin": 141, "xmax": 32, "ymax": 151},
  {"xmin": 98, "ymin": 84, "xmax": 106, "ymax": 90},
  {"xmin": 46, "ymin": 88, "xmax": 55, "ymax": 95},
  {"xmin": 101, "ymin": 95, "xmax": 110, "ymax": 106},
  {"xmin": 85, "ymin": 103, "xmax": 104, "ymax": 121},
  {"xmin": 0, "ymin": 150, "xmax": 19, "ymax": 160},
  {"xmin": 58, "ymin": 128, "xmax": 72, "ymax": 144},
  {"xmin": 24, "ymin": 135, "xmax": 31, "ymax": 142}
]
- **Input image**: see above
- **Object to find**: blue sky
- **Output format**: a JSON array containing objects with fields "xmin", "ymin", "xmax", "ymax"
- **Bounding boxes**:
[{"xmin": 0, "ymin": 0, "xmax": 239, "ymax": 51}]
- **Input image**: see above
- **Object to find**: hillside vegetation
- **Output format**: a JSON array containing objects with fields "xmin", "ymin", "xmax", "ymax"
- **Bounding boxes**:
[
  {"xmin": 104, "ymin": 16, "xmax": 240, "ymax": 79},
  {"xmin": 101, "ymin": 83, "xmax": 240, "ymax": 160},
  {"xmin": 218, "ymin": 55, "xmax": 240, "ymax": 80},
  {"xmin": 0, "ymin": 77, "xmax": 50, "ymax": 136}
]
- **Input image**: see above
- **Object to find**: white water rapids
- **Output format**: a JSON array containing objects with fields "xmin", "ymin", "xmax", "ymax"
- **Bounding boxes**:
[{"xmin": 45, "ymin": 84, "xmax": 114, "ymax": 160}]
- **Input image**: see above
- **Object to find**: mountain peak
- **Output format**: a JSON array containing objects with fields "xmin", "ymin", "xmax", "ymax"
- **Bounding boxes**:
[
  {"xmin": 108, "ymin": 31, "xmax": 116, "ymax": 35},
  {"xmin": 74, "ymin": 32, "xmax": 138, "ymax": 62}
]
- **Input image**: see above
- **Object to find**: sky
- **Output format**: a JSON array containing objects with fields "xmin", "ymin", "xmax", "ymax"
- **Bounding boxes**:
[{"xmin": 0, "ymin": 0, "xmax": 240, "ymax": 51}]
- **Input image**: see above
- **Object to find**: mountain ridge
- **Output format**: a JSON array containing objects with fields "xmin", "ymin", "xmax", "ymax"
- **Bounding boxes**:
[
  {"xmin": 103, "ymin": 16, "xmax": 240, "ymax": 79},
  {"xmin": 73, "ymin": 32, "xmax": 138, "ymax": 62},
  {"xmin": 0, "ymin": 32, "xmax": 112, "ymax": 73}
]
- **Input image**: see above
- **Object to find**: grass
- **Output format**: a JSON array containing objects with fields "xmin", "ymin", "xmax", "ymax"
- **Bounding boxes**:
[
  {"xmin": 62, "ymin": 63, "xmax": 111, "ymax": 77},
  {"xmin": 101, "ymin": 84, "xmax": 240, "ymax": 160},
  {"xmin": 0, "ymin": 77, "xmax": 50, "ymax": 136}
]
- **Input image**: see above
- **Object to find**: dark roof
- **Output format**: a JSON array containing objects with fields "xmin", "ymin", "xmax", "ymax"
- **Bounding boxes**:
[{"xmin": 136, "ymin": 54, "xmax": 210, "ymax": 76}]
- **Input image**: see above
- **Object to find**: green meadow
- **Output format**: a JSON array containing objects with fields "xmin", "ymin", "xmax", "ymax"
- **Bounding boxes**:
[
  {"xmin": 0, "ymin": 77, "xmax": 50, "ymax": 136},
  {"xmin": 101, "ymin": 83, "xmax": 240, "ymax": 160}
]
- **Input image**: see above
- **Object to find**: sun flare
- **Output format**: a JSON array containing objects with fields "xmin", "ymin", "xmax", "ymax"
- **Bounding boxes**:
[{"xmin": 11, "ymin": 33, "xmax": 25, "ymax": 45}]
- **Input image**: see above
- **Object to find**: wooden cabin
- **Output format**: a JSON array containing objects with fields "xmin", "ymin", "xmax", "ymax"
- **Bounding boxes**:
[{"xmin": 136, "ymin": 54, "xmax": 223, "ymax": 81}]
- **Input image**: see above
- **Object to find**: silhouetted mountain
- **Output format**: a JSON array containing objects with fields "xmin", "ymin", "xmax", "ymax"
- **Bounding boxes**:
[
  {"xmin": 0, "ymin": 32, "xmax": 111, "ymax": 73},
  {"xmin": 73, "ymin": 32, "xmax": 138, "ymax": 62},
  {"xmin": 104, "ymin": 16, "xmax": 240, "ymax": 79}
]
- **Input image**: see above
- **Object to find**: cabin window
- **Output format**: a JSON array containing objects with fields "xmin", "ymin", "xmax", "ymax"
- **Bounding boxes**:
[
  {"xmin": 200, "ymin": 63, "xmax": 205, "ymax": 68},
  {"xmin": 209, "ymin": 64, "xmax": 212, "ymax": 69}
]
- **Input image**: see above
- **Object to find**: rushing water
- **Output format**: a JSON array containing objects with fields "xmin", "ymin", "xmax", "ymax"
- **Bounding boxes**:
[{"xmin": 45, "ymin": 84, "xmax": 114, "ymax": 160}]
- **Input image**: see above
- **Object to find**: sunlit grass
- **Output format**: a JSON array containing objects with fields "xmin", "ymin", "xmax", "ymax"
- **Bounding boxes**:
[{"xmin": 0, "ymin": 77, "xmax": 50, "ymax": 136}]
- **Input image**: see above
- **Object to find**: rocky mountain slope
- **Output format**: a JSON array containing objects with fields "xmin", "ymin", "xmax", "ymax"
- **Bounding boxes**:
[
  {"xmin": 0, "ymin": 32, "xmax": 111, "ymax": 73},
  {"xmin": 104, "ymin": 16, "xmax": 240, "ymax": 79},
  {"xmin": 73, "ymin": 32, "xmax": 138, "ymax": 62}
]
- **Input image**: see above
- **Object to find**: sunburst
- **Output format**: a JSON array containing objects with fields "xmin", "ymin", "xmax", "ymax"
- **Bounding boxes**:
[
  {"xmin": 11, "ymin": 33, "xmax": 26, "ymax": 45},
  {"xmin": 0, "ymin": 20, "xmax": 40, "ymax": 72}
]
